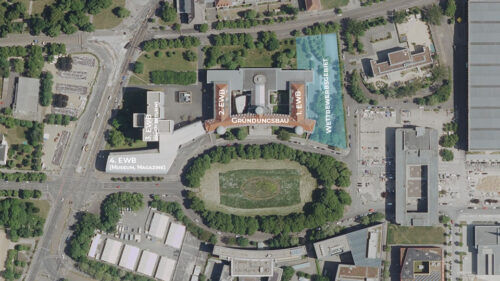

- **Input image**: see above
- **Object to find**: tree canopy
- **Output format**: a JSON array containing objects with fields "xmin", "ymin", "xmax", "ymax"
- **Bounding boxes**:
[
  {"xmin": 183, "ymin": 143, "xmax": 351, "ymax": 189},
  {"xmin": 184, "ymin": 187, "xmax": 351, "ymax": 237},
  {"xmin": 0, "ymin": 198, "xmax": 45, "ymax": 242}
]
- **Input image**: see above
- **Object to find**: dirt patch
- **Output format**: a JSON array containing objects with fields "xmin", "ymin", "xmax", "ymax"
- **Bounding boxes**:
[
  {"xmin": 476, "ymin": 176, "xmax": 500, "ymax": 192},
  {"xmin": 197, "ymin": 159, "xmax": 317, "ymax": 216},
  {"xmin": 0, "ymin": 229, "xmax": 7, "ymax": 272}
]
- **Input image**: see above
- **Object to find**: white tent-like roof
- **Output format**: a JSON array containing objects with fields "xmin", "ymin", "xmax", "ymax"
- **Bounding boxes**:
[
  {"xmin": 155, "ymin": 256, "xmax": 176, "ymax": 281},
  {"xmin": 137, "ymin": 250, "xmax": 159, "ymax": 276},
  {"xmin": 118, "ymin": 244, "xmax": 140, "ymax": 271},
  {"xmin": 149, "ymin": 212, "xmax": 170, "ymax": 239},
  {"xmin": 100, "ymin": 239, "xmax": 123, "ymax": 265},
  {"xmin": 165, "ymin": 222, "xmax": 186, "ymax": 249},
  {"xmin": 88, "ymin": 234, "xmax": 101, "ymax": 258}
]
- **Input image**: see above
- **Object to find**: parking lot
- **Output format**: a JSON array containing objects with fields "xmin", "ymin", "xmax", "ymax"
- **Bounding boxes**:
[
  {"xmin": 357, "ymin": 107, "xmax": 453, "ymax": 205},
  {"xmin": 41, "ymin": 124, "xmax": 75, "ymax": 171},
  {"xmin": 44, "ymin": 53, "xmax": 99, "ymax": 118}
]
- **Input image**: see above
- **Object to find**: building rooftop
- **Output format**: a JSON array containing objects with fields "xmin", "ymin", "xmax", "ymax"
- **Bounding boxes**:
[
  {"xmin": 400, "ymin": 247, "xmax": 443, "ymax": 281},
  {"xmin": 118, "ymin": 244, "xmax": 140, "ymax": 271},
  {"xmin": 213, "ymin": 245, "xmax": 306, "ymax": 277},
  {"xmin": 0, "ymin": 135, "xmax": 8, "ymax": 165},
  {"xmin": 395, "ymin": 127, "xmax": 439, "ymax": 226},
  {"xmin": 13, "ymin": 77, "xmax": 40, "ymax": 121},
  {"xmin": 468, "ymin": 0, "xmax": 500, "ymax": 150},
  {"xmin": 205, "ymin": 68, "xmax": 315, "ymax": 133},
  {"xmin": 106, "ymin": 91, "xmax": 206, "ymax": 175},
  {"xmin": 155, "ymin": 256, "xmax": 176, "ymax": 281},
  {"xmin": 370, "ymin": 47, "xmax": 433, "ymax": 77},
  {"xmin": 137, "ymin": 250, "xmax": 159, "ymax": 277},
  {"xmin": 313, "ymin": 223, "xmax": 384, "ymax": 267},
  {"xmin": 100, "ymin": 239, "xmax": 123, "ymax": 265},
  {"xmin": 474, "ymin": 225, "xmax": 500, "ymax": 275},
  {"xmin": 335, "ymin": 264, "xmax": 380, "ymax": 281},
  {"xmin": 231, "ymin": 259, "xmax": 273, "ymax": 277},
  {"xmin": 148, "ymin": 212, "xmax": 169, "ymax": 239},
  {"xmin": 164, "ymin": 222, "xmax": 186, "ymax": 249},
  {"xmin": 88, "ymin": 234, "xmax": 102, "ymax": 258}
]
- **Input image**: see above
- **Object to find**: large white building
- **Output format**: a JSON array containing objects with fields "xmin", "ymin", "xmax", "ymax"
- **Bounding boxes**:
[
  {"xmin": 100, "ymin": 239, "xmax": 123, "ymax": 265},
  {"xmin": 118, "ymin": 245, "xmax": 140, "ymax": 271},
  {"xmin": 165, "ymin": 222, "xmax": 186, "ymax": 249},
  {"xmin": 137, "ymin": 250, "xmax": 159, "ymax": 277},
  {"xmin": 149, "ymin": 212, "xmax": 170, "ymax": 240},
  {"xmin": 155, "ymin": 257, "xmax": 176, "ymax": 281}
]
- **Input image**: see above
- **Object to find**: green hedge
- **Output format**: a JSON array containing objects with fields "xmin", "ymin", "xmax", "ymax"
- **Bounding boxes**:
[{"xmin": 150, "ymin": 70, "xmax": 196, "ymax": 85}]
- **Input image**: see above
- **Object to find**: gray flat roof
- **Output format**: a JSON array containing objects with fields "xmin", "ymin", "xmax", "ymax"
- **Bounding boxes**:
[
  {"xmin": 106, "ymin": 121, "xmax": 205, "ymax": 175},
  {"xmin": 207, "ymin": 68, "xmax": 313, "ymax": 94},
  {"xmin": 400, "ymin": 247, "xmax": 442, "ymax": 280},
  {"xmin": 395, "ymin": 127, "xmax": 439, "ymax": 226},
  {"xmin": 313, "ymin": 223, "xmax": 383, "ymax": 267},
  {"xmin": 468, "ymin": 0, "xmax": 500, "ymax": 151},
  {"xmin": 475, "ymin": 225, "xmax": 500, "ymax": 246},
  {"xmin": 474, "ymin": 225, "xmax": 500, "ymax": 275},
  {"xmin": 13, "ymin": 77, "xmax": 40, "ymax": 121}
]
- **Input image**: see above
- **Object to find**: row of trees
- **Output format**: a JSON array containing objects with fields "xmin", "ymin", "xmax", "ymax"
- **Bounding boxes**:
[
  {"xmin": 185, "ymin": 187, "xmax": 351, "ymax": 236},
  {"xmin": 0, "ymin": 198, "xmax": 45, "ymax": 242},
  {"xmin": 0, "ymin": 189, "xmax": 42, "ymax": 199},
  {"xmin": 77, "ymin": 259, "xmax": 155, "ymax": 281},
  {"xmin": 44, "ymin": 114, "xmax": 76, "ymax": 126},
  {"xmin": 213, "ymin": 16, "xmax": 296, "ymax": 30},
  {"xmin": 141, "ymin": 36, "xmax": 201, "ymax": 51},
  {"xmin": 347, "ymin": 70, "xmax": 368, "ymax": 103},
  {"xmin": 360, "ymin": 212, "xmax": 385, "ymax": 225},
  {"xmin": 0, "ymin": 172, "xmax": 46, "ymax": 182},
  {"xmin": 150, "ymin": 70, "xmax": 196, "ymax": 85},
  {"xmin": 39, "ymin": 72, "xmax": 54, "ymax": 107},
  {"xmin": 0, "ymin": 115, "xmax": 36, "ymax": 129},
  {"xmin": 183, "ymin": 143, "xmax": 351, "ymax": 188},
  {"xmin": 209, "ymin": 33, "xmax": 254, "ymax": 48},
  {"xmin": 300, "ymin": 21, "xmax": 340, "ymax": 36},
  {"xmin": 110, "ymin": 176, "xmax": 164, "ymax": 182},
  {"xmin": 150, "ymin": 197, "xmax": 217, "ymax": 244}
]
